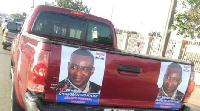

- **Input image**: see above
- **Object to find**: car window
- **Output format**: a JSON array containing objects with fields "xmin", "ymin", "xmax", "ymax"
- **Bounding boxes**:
[
  {"xmin": 32, "ymin": 12, "xmax": 113, "ymax": 46},
  {"xmin": 32, "ymin": 12, "xmax": 86, "ymax": 40},
  {"xmin": 7, "ymin": 22, "xmax": 17, "ymax": 30},
  {"xmin": 86, "ymin": 21, "xmax": 113, "ymax": 46},
  {"xmin": 7, "ymin": 22, "xmax": 22, "ymax": 31},
  {"xmin": 16, "ymin": 23, "xmax": 22, "ymax": 31}
]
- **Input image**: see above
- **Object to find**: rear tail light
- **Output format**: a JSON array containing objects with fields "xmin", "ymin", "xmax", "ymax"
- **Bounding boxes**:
[
  {"xmin": 183, "ymin": 66, "xmax": 196, "ymax": 103},
  {"xmin": 28, "ymin": 49, "xmax": 49, "ymax": 93},
  {"xmin": 3, "ymin": 29, "xmax": 8, "ymax": 37}
]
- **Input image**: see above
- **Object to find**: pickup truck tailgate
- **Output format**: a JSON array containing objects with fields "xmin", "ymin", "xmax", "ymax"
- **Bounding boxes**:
[
  {"xmin": 99, "ymin": 52, "xmax": 160, "ymax": 108},
  {"xmin": 45, "ymin": 45, "xmax": 191, "ymax": 110}
]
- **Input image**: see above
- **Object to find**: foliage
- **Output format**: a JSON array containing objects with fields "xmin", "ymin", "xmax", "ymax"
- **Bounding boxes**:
[
  {"xmin": 126, "ymin": 31, "xmax": 140, "ymax": 37},
  {"xmin": 126, "ymin": 31, "xmax": 139, "ymax": 34},
  {"xmin": 22, "ymin": 12, "xmax": 27, "ymax": 18},
  {"xmin": 45, "ymin": 2, "xmax": 52, "ymax": 6},
  {"xmin": 45, "ymin": 1, "xmax": 56, "ymax": 6},
  {"xmin": 148, "ymin": 31, "xmax": 161, "ymax": 37},
  {"xmin": 57, "ymin": 0, "xmax": 91, "ymax": 13},
  {"xmin": 171, "ymin": 0, "xmax": 200, "ymax": 39},
  {"xmin": 10, "ymin": 13, "xmax": 25, "ymax": 19}
]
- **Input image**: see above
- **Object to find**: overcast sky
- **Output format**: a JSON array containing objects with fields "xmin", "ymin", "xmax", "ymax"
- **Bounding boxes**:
[
  {"xmin": 0, "ymin": 0, "xmax": 171, "ymax": 37},
  {"xmin": 83, "ymin": 0, "xmax": 171, "ymax": 36}
]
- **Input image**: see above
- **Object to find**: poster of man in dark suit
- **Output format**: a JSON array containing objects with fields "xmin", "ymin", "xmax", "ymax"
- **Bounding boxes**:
[
  {"xmin": 57, "ymin": 46, "xmax": 106, "ymax": 105},
  {"xmin": 58, "ymin": 48, "xmax": 101, "ymax": 93},
  {"xmin": 154, "ymin": 62, "xmax": 191, "ymax": 110}
]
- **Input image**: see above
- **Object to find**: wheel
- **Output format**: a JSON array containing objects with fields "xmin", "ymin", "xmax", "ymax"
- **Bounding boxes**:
[
  {"xmin": 180, "ymin": 105, "xmax": 190, "ymax": 111},
  {"xmin": 11, "ymin": 72, "xmax": 24, "ymax": 111},
  {"xmin": 10, "ymin": 67, "xmax": 12, "ymax": 79},
  {"xmin": 3, "ymin": 44, "xmax": 7, "ymax": 50}
]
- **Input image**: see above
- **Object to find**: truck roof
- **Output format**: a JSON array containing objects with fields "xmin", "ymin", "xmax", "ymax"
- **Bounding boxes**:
[
  {"xmin": 25, "ymin": 5, "xmax": 117, "ymax": 49},
  {"xmin": 33, "ymin": 5, "xmax": 114, "ymax": 28}
]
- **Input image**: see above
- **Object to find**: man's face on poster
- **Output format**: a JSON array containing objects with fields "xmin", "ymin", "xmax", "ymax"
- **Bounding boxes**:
[
  {"xmin": 163, "ymin": 67, "xmax": 182, "ymax": 95},
  {"xmin": 68, "ymin": 53, "xmax": 95, "ymax": 90}
]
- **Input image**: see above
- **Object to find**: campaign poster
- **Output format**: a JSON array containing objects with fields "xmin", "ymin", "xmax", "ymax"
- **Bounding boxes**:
[
  {"xmin": 56, "ymin": 46, "xmax": 106, "ymax": 105},
  {"xmin": 154, "ymin": 62, "xmax": 191, "ymax": 110}
]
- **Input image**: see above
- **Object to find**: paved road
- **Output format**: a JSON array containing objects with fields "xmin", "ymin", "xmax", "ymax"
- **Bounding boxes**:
[
  {"xmin": 186, "ymin": 85, "xmax": 200, "ymax": 111},
  {"xmin": 0, "ymin": 35, "xmax": 12, "ymax": 111},
  {"xmin": 0, "ymin": 32, "xmax": 199, "ymax": 111}
]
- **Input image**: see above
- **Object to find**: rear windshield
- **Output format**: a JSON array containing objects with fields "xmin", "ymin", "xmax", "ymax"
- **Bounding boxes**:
[
  {"xmin": 7, "ymin": 22, "xmax": 22, "ymax": 31},
  {"xmin": 32, "ymin": 12, "xmax": 113, "ymax": 46}
]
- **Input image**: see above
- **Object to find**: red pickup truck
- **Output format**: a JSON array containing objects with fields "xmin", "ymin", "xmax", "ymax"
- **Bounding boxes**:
[{"xmin": 11, "ymin": 5, "xmax": 195, "ymax": 111}]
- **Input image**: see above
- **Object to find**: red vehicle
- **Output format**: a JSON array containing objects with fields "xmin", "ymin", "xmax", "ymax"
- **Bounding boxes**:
[{"xmin": 11, "ymin": 5, "xmax": 195, "ymax": 111}]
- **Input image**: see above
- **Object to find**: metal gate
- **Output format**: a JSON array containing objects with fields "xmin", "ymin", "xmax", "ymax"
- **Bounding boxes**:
[{"xmin": 181, "ymin": 41, "xmax": 200, "ymax": 72}]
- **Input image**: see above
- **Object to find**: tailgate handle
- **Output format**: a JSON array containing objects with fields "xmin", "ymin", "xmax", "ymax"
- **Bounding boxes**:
[{"xmin": 117, "ymin": 65, "xmax": 142, "ymax": 73}]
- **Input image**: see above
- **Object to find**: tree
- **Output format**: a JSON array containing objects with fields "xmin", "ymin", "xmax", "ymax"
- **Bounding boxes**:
[
  {"xmin": 171, "ymin": 0, "xmax": 200, "ymax": 39},
  {"xmin": 126, "ymin": 31, "xmax": 139, "ymax": 35},
  {"xmin": 45, "ymin": 1, "xmax": 56, "ymax": 6},
  {"xmin": 148, "ymin": 31, "xmax": 162, "ymax": 37},
  {"xmin": 45, "ymin": 2, "xmax": 52, "ymax": 6},
  {"xmin": 57, "ymin": 0, "xmax": 91, "ymax": 13},
  {"xmin": 11, "ymin": 13, "xmax": 25, "ymax": 19},
  {"xmin": 126, "ymin": 31, "xmax": 140, "ymax": 37},
  {"xmin": 22, "ymin": 12, "xmax": 27, "ymax": 18}
]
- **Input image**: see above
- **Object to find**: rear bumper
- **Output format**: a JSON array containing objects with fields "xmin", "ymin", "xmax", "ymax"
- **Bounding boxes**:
[
  {"xmin": 25, "ymin": 92, "xmax": 48, "ymax": 111},
  {"xmin": 3, "ymin": 37, "xmax": 13, "ymax": 46},
  {"xmin": 25, "ymin": 91, "xmax": 105, "ymax": 111},
  {"xmin": 25, "ymin": 91, "xmax": 188, "ymax": 111}
]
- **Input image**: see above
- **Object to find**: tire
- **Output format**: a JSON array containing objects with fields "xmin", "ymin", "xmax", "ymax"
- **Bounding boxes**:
[
  {"xmin": 3, "ymin": 44, "xmax": 7, "ymax": 50},
  {"xmin": 180, "ymin": 105, "xmax": 190, "ymax": 111},
  {"xmin": 11, "ymin": 71, "xmax": 24, "ymax": 111},
  {"xmin": 9, "ymin": 67, "xmax": 12, "ymax": 79}
]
